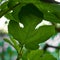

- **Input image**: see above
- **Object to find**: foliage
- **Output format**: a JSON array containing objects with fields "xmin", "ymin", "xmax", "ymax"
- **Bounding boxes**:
[{"xmin": 0, "ymin": 0, "xmax": 60, "ymax": 60}]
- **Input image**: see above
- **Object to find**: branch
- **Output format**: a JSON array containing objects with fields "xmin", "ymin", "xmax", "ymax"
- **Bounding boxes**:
[{"xmin": 43, "ymin": 44, "xmax": 60, "ymax": 50}]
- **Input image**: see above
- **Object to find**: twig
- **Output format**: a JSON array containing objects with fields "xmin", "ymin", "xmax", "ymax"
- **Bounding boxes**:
[{"xmin": 44, "ymin": 44, "xmax": 60, "ymax": 50}]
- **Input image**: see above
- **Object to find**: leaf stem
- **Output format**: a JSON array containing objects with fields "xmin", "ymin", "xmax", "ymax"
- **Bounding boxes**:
[{"xmin": 16, "ymin": 46, "xmax": 23, "ymax": 60}]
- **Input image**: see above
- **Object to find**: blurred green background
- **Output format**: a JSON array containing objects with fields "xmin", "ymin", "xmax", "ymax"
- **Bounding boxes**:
[{"xmin": 0, "ymin": 31, "xmax": 17, "ymax": 60}]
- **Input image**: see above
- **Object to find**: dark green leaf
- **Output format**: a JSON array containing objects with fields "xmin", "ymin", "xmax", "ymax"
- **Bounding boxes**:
[{"xmin": 8, "ymin": 4, "xmax": 43, "ymax": 50}]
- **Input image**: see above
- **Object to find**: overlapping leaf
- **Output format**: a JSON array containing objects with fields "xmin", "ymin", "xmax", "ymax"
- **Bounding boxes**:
[
  {"xmin": 8, "ymin": 4, "xmax": 55, "ymax": 50},
  {"xmin": 34, "ymin": 2, "xmax": 60, "ymax": 23},
  {"xmin": 8, "ymin": 21, "xmax": 55, "ymax": 50}
]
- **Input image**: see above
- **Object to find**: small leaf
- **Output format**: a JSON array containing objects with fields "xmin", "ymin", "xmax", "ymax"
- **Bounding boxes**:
[{"xmin": 8, "ymin": 20, "xmax": 55, "ymax": 50}]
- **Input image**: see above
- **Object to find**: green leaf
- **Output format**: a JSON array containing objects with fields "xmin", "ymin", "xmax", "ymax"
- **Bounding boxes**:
[
  {"xmin": 8, "ymin": 20, "xmax": 55, "ymax": 50},
  {"xmin": 18, "ymin": 3, "xmax": 43, "ymax": 28},
  {"xmin": 8, "ymin": 4, "xmax": 55, "ymax": 50},
  {"xmin": 28, "ymin": 50, "xmax": 56, "ymax": 60},
  {"xmin": 25, "ymin": 25, "xmax": 55, "ymax": 49},
  {"xmin": 34, "ymin": 2, "xmax": 60, "ymax": 12},
  {"xmin": 53, "ymin": 12, "xmax": 60, "ymax": 20},
  {"xmin": 44, "ymin": 12, "xmax": 60, "ymax": 23},
  {"xmin": 34, "ymin": 1, "xmax": 60, "ymax": 23}
]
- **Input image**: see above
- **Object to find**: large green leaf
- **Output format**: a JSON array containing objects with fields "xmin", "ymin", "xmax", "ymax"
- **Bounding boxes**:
[
  {"xmin": 8, "ymin": 20, "xmax": 55, "ymax": 50},
  {"xmin": 28, "ymin": 50, "xmax": 56, "ymax": 60},
  {"xmin": 8, "ymin": 3, "xmax": 43, "ymax": 49},
  {"xmin": 8, "ymin": 3, "xmax": 55, "ymax": 50},
  {"xmin": 25, "ymin": 25, "xmax": 55, "ymax": 49}
]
